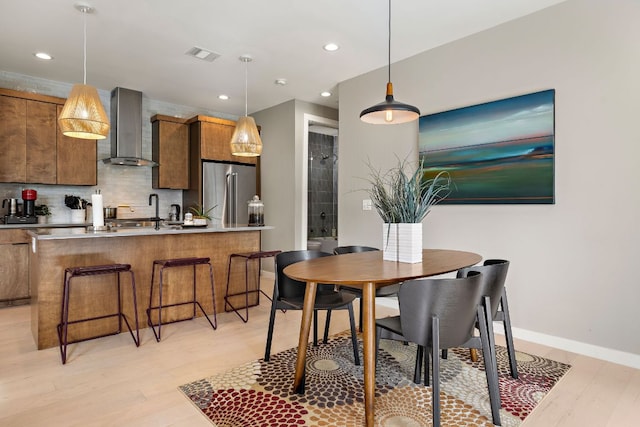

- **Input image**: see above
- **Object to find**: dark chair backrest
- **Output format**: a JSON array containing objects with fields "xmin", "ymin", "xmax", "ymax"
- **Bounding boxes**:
[
  {"xmin": 397, "ymin": 271, "xmax": 482, "ymax": 349},
  {"xmin": 457, "ymin": 259, "xmax": 509, "ymax": 317},
  {"xmin": 333, "ymin": 245, "xmax": 379, "ymax": 255},
  {"xmin": 274, "ymin": 250, "xmax": 333, "ymax": 300}
]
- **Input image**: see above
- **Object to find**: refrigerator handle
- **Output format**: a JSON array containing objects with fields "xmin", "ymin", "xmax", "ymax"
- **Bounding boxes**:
[{"xmin": 226, "ymin": 172, "xmax": 238, "ymax": 226}]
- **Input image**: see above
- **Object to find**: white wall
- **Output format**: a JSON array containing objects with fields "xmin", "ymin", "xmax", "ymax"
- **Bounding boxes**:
[
  {"xmin": 338, "ymin": 0, "xmax": 640, "ymax": 360},
  {"xmin": 253, "ymin": 100, "xmax": 297, "ymax": 254},
  {"xmin": 254, "ymin": 100, "xmax": 338, "ymax": 255}
]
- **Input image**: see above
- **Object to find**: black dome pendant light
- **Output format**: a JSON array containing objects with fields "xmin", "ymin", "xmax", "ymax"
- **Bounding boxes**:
[{"xmin": 360, "ymin": 0, "xmax": 420, "ymax": 125}]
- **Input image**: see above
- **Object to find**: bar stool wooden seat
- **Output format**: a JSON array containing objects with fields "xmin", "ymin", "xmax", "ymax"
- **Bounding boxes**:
[
  {"xmin": 57, "ymin": 263, "xmax": 140, "ymax": 365},
  {"xmin": 224, "ymin": 250, "xmax": 281, "ymax": 322},
  {"xmin": 147, "ymin": 257, "xmax": 217, "ymax": 341}
]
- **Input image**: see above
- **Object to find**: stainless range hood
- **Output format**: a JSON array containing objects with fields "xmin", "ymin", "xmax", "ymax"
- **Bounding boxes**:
[{"xmin": 102, "ymin": 87, "xmax": 157, "ymax": 166}]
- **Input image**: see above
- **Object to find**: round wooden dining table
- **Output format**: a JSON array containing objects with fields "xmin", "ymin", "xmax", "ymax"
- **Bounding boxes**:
[{"xmin": 283, "ymin": 248, "xmax": 482, "ymax": 427}]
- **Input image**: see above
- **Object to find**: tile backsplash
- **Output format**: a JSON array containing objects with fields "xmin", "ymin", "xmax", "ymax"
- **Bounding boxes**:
[{"xmin": 0, "ymin": 70, "xmax": 237, "ymax": 223}]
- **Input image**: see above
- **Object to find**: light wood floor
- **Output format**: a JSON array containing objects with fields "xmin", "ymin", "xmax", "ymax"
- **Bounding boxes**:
[{"xmin": 1, "ymin": 279, "xmax": 638, "ymax": 426}]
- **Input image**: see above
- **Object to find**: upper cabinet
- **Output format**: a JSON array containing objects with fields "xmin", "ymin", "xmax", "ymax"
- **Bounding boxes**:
[
  {"xmin": 0, "ymin": 95, "xmax": 27, "ymax": 182},
  {"xmin": 0, "ymin": 88, "xmax": 97, "ymax": 186},
  {"xmin": 182, "ymin": 115, "xmax": 259, "ymax": 211},
  {"xmin": 151, "ymin": 114, "xmax": 189, "ymax": 189},
  {"xmin": 188, "ymin": 115, "xmax": 257, "ymax": 165},
  {"xmin": 0, "ymin": 93, "xmax": 57, "ymax": 184},
  {"xmin": 56, "ymin": 104, "xmax": 97, "ymax": 186},
  {"xmin": 26, "ymin": 101, "xmax": 57, "ymax": 184}
]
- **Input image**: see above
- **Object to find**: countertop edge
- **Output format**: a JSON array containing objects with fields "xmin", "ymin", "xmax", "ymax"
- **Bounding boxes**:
[{"xmin": 28, "ymin": 225, "xmax": 274, "ymax": 240}]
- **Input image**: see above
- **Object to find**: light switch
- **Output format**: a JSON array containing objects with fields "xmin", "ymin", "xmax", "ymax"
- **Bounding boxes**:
[{"xmin": 362, "ymin": 199, "xmax": 372, "ymax": 211}]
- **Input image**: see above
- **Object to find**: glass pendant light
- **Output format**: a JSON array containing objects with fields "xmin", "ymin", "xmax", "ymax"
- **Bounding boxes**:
[
  {"xmin": 360, "ymin": 0, "xmax": 420, "ymax": 125},
  {"xmin": 58, "ymin": 4, "xmax": 110, "ymax": 140},
  {"xmin": 230, "ymin": 55, "xmax": 262, "ymax": 157}
]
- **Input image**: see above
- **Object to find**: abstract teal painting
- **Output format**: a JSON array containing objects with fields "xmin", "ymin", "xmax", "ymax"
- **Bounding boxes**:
[{"xmin": 419, "ymin": 90, "xmax": 555, "ymax": 204}]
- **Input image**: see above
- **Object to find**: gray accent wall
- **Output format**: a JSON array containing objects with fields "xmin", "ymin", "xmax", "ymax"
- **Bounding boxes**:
[{"xmin": 338, "ymin": 0, "xmax": 640, "ymax": 361}]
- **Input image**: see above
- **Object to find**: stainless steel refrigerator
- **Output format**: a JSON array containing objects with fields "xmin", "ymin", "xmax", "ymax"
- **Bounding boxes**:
[{"xmin": 202, "ymin": 161, "xmax": 257, "ymax": 227}]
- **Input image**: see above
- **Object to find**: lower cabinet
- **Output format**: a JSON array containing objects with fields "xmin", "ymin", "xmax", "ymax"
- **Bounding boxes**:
[{"xmin": 0, "ymin": 230, "xmax": 30, "ymax": 303}]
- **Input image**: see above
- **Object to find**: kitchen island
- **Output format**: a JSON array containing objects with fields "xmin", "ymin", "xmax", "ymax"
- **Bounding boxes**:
[{"xmin": 28, "ymin": 225, "xmax": 272, "ymax": 349}]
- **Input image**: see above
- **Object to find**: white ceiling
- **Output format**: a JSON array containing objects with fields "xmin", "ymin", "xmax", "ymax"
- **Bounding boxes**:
[{"xmin": 0, "ymin": 0, "xmax": 566, "ymax": 116}]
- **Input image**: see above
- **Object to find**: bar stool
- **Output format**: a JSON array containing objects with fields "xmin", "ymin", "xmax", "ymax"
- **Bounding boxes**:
[
  {"xmin": 224, "ymin": 250, "xmax": 281, "ymax": 322},
  {"xmin": 147, "ymin": 257, "xmax": 217, "ymax": 341},
  {"xmin": 57, "ymin": 263, "xmax": 140, "ymax": 365}
]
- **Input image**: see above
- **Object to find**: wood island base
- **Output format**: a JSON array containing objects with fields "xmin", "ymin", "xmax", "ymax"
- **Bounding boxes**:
[{"xmin": 29, "ymin": 228, "xmax": 263, "ymax": 350}]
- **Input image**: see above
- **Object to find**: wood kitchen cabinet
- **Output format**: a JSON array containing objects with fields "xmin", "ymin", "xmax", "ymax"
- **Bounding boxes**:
[
  {"xmin": 0, "ymin": 229, "xmax": 30, "ymax": 304},
  {"xmin": 183, "ymin": 115, "xmax": 259, "ymax": 210},
  {"xmin": 56, "ymin": 104, "xmax": 97, "ymax": 185},
  {"xmin": 188, "ymin": 115, "xmax": 257, "ymax": 165},
  {"xmin": 0, "ymin": 88, "xmax": 97, "ymax": 186},
  {"xmin": 151, "ymin": 114, "xmax": 189, "ymax": 189},
  {"xmin": 0, "ymin": 92, "xmax": 56, "ymax": 184},
  {"xmin": 0, "ymin": 94, "xmax": 26, "ymax": 182},
  {"xmin": 27, "ymin": 101, "xmax": 57, "ymax": 184}
]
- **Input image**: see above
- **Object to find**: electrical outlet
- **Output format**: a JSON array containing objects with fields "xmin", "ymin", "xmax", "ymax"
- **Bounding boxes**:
[{"xmin": 362, "ymin": 199, "xmax": 372, "ymax": 211}]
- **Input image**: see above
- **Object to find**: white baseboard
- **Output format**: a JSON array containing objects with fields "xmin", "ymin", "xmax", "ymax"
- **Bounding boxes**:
[
  {"xmin": 373, "ymin": 296, "xmax": 640, "ymax": 370},
  {"xmin": 503, "ymin": 325, "xmax": 640, "ymax": 370}
]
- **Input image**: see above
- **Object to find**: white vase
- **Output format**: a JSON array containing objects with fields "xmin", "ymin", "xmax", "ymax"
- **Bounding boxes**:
[
  {"xmin": 382, "ymin": 223, "xmax": 423, "ymax": 263},
  {"xmin": 70, "ymin": 209, "xmax": 86, "ymax": 224}
]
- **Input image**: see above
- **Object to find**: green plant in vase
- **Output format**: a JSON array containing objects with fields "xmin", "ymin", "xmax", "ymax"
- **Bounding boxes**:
[
  {"xmin": 188, "ymin": 204, "xmax": 216, "ymax": 225},
  {"xmin": 35, "ymin": 204, "xmax": 52, "ymax": 224},
  {"xmin": 35, "ymin": 204, "xmax": 52, "ymax": 217},
  {"xmin": 365, "ymin": 157, "xmax": 452, "ymax": 262}
]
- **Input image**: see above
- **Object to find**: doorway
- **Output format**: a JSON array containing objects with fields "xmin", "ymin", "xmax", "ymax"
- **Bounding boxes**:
[{"xmin": 302, "ymin": 114, "xmax": 338, "ymax": 252}]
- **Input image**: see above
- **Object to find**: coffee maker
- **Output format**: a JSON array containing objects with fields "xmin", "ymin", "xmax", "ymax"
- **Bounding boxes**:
[
  {"xmin": 22, "ymin": 189, "xmax": 37, "ymax": 217},
  {"xmin": 3, "ymin": 189, "xmax": 38, "ymax": 224}
]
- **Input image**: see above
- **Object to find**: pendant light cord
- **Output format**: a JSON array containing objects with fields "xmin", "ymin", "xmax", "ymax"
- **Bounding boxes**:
[
  {"xmin": 387, "ymin": 0, "xmax": 391, "ymax": 84},
  {"xmin": 83, "ymin": 9, "xmax": 87, "ymax": 85},
  {"xmin": 244, "ymin": 58, "xmax": 248, "ymax": 117}
]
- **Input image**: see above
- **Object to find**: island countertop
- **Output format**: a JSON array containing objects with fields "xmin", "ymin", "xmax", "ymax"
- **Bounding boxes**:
[{"xmin": 28, "ymin": 225, "xmax": 274, "ymax": 240}]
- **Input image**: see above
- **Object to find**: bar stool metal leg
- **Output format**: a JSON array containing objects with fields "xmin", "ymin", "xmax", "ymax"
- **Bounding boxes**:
[
  {"xmin": 224, "ymin": 250, "xmax": 280, "ymax": 322},
  {"xmin": 57, "ymin": 264, "xmax": 139, "ymax": 364},
  {"xmin": 147, "ymin": 257, "xmax": 217, "ymax": 342},
  {"xmin": 124, "ymin": 270, "xmax": 141, "ymax": 346},
  {"xmin": 58, "ymin": 269, "xmax": 72, "ymax": 364}
]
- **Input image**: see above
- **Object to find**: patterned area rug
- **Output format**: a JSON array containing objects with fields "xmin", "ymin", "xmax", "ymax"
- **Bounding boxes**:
[{"xmin": 180, "ymin": 333, "xmax": 570, "ymax": 426}]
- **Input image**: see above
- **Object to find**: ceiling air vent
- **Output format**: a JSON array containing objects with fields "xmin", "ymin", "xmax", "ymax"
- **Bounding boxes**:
[{"xmin": 185, "ymin": 47, "xmax": 220, "ymax": 62}]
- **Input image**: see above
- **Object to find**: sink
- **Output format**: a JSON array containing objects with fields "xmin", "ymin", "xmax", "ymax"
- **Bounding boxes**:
[{"xmin": 108, "ymin": 218, "xmax": 163, "ymax": 228}]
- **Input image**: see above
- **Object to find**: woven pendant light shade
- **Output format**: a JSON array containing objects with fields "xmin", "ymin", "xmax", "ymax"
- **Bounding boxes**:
[
  {"xmin": 58, "ymin": 84, "xmax": 110, "ymax": 139},
  {"xmin": 229, "ymin": 55, "xmax": 262, "ymax": 157},
  {"xmin": 230, "ymin": 116, "xmax": 262, "ymax": 157}
]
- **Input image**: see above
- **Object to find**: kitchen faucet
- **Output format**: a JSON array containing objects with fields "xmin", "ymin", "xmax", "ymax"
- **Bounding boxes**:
[{"xmin": 149, "ymin": 193, "xmax": 160, "ymax": 230}]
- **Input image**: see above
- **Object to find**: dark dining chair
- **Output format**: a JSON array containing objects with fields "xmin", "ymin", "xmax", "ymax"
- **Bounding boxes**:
[
  {"xmin": 456, "ymin": 259, "xmax": 518, "ymax": 378},
  {"xmin": 375, "ymin": 271, "xmax": 502, "ymax": 427},
  {"xmin": 333, "ymin": 245, "xmax": 401, "ymax": 332},
  {"xmin": 264, "ymin": 250, "xmax": 360, "ymax": 366}
]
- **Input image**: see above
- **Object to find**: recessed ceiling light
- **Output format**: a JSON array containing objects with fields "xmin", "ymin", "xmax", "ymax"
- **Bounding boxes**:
[
  {"xmin": 274, "ymin": 79, "xmax": 287, "ymax": 86},
  {"xmin": 323, "ymin": 43, "xmax": 339, "ymax": 52},
  {"xmin": 320, "ymin": 91, "xmax": 331, "ymax": 97},
  {"xmin": 34, "ymin": 52, "xmax": 53, "ymax": 60},
  {"xmin": 218, "ymin": 94, "xmax": 229, "ymax": 100}
]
